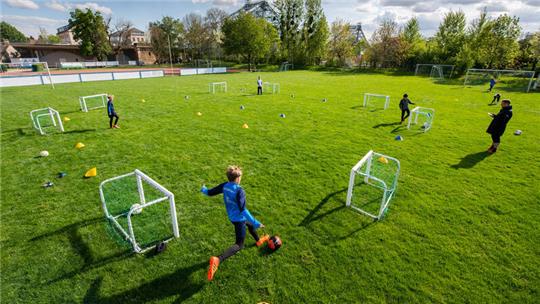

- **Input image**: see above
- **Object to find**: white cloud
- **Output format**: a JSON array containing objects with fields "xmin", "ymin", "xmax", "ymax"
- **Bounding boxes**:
[
  {"xmin": 2, "ymin": 15, "xmax": 64, "ymax": 37},
  {"xmin": 192, "ymin": 0, "xmax": 238, "ymax": 6},
  {"xmin": 45, "ymin": 0, "xmax": 68, "ymax": 12},
  {"xmin": 73, "ymin": 2, "xmax": 113, "ymax": 15},
  {"xmin": 5, "ymin": 0, "xmax": 39, "ymax": 10}
]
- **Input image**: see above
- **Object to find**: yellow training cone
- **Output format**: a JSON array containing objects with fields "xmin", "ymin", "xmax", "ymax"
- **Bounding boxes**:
[
  {"xmin": 242, "ymin": 123, "xmax": 249, "ymax": 129},
  {"xmin": 84, "ymin": 167, "xmax": 97, "ymax": 178},
  {"xmin": 75, "ymin": 142, "xmax": 85, "ymax": 149},
  {"xmin": 141, "ymin": 99, "xmax": 146, "ymax": 103},
  {"xmin": 197, "ymin": 112, "xmax": 202, "ymax": 116},
  {"xmin": 63, "ymin": 117, "xmax": 70, "ymax": 122},
  {"xmin": 378, "ymin": 156, "xmax": 388, "ymax": 164}
]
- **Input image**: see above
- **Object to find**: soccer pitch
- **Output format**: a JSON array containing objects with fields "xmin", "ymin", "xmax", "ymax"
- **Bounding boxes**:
[{"xmin": 1, "ymin": 71, "xmax": 539, "ymax": 303}]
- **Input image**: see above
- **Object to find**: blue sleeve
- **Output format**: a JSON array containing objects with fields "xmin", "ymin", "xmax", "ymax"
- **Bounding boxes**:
[
  {"xmin": 242, "ymin": 208, "xmax": 261, "ymax": 228},
  {"xmin": 236, "ymin": 188, "xmax": 246, "ymax": 211},
  {"xmin": 207, "ymin": 183, "xmax": 226, "ymax": 196},
  {"xmin": 107, "ymin": 102, "xmax": 114, "ymax": 115}
]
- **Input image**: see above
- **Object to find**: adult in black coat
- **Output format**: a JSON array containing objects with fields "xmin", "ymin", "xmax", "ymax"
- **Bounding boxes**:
[{"xmin": 487, "ymin": 99, "xmax": 512, "ymax": 153}]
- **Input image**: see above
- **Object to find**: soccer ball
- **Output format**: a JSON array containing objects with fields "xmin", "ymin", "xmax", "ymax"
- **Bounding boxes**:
[
  {"xmin": 185, "ymin": 95, "xmax": 190, "ymax": 100},
  {"xmin": 240, "ymin": 105, "xmax": 245, "ymax": 110},
  {"xmin": 39, "ymin": 150, "xmax": 49, "ymax": 157},
  {"xmin": 514, "ymin": 130, "xmax": 522, "ymax": 135},
  {"xmin": 131, "ymin": 203, "xmax": 143, "ymax": 215},
  {"xmin": 268, "ymin": 236, "xmax": 282, "ymax": 251},
  {"xmin": 422, "ymin": 122, "xmax": 429, "ymax": 129},
  {"xmin": 280, "ymin": 113, "xmax": 286, "ymax": 118}
]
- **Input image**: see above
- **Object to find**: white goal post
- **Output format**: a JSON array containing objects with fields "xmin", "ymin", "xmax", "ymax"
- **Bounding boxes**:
[
  {"xmin": 463, "ymin": 69, "xmax": 536, "ymax": 92},
  {"xmin": 415, "ymin": 64, "xmax": 455, "ymax": 79},
  {"xmin": 30, "ymin": 107, "xmax": 64, "ymax": 135},
  {"xmin": 79, "ymin": 94, "xmax": 107, "ymax": 112},
  {"xmin": 209, "ymin": 82, "xmax": 227, "ymax": 93},
  {"xmin": 346, "ymin": 150, "xmax": 400, "ymax": 220},
  {"xmin": 279, "ymin": 62, "xmax": 293, "ymax": 72},
  {"xmin": 4, "ymin": 61, "xmax": 55, "ymax": 89},
  {"xmin": 263, "ymin": 82, "xmax": 280, "ymax": 94},
  {"xmin": 363, "ymin": 93, "xmax": 390, "ymax": 110},
  {"xmin": 407, "ymin": 107, "xmax": 435, "ymax": 132},
  {"xmin": 99, "ymin": 169, "xmax": 180, "ymax": 253}
]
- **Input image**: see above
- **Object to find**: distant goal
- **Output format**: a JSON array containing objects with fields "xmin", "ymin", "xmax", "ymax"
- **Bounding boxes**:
[
  {"xmin": 363, "ymin": 93, "xmax": 390, "ymax": 110},
  {"xmin": 464, "ymin": 69, "xmax": 536, "ymax": 92},
  {"xmin": 415, "ymin": 64, "xmax": 455, "ymax": 80},
  {"xmin": 80, "ymin": 94, "xmax": 107, "ymax": 112}
]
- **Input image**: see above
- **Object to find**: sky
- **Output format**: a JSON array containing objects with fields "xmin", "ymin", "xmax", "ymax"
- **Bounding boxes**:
[{"xmin": 1, "ymin": 0, "xmax": 539, "ymax": 39}]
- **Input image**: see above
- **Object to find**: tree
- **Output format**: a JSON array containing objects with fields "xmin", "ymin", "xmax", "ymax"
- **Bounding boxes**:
[
  {"xmin": 366, "ymin": 18, "xmax": 402, "ymax": 68},
  {"xmin": 303, "ymin": 0, "xmax": 328, "ymax": 65},
  {"xmin": 0, "ymin": 22, "xmax": 28, "ymax": 42},
  {"xmin": 274, "ymin": 0, "xmax": 304, "ymax": 64},
  {"xmin": 400, "ymin": 17, "xmax": 426, "ymax": 70},
  {"xmin": 37, "ymin": 27, "xmax": 61, "ymax": 44},
  {"xmin": 183, "ymin": 13, "xmax": 208, "ymax": 60},
  {"xmin": 149, "ymin": 16, "xmax": 184, "ymax": 64},
  {"xmin": 222, "ymin": 12, "xmax": 278, "ymax": 70},
  {"xmin": 484, "ymin": 15, "xmax": 521, "ymax": 69},
  {"xmin": 326, "ymin": 20, "xmax": 355, "ymax": 66},
  {"xmin": 204, "ymin": 8, "xmax": 228, "ymax": 61},
  {"xmin": 434, "ymin": 11, "xmax": 466, "ymax": 64},
  {"xmin": 516, "ymin": 32, "xmax": 540, "ymax": 70},
  {"xmin": 68, "ymin": 9, "xmax": 111, "ymax": 60}
]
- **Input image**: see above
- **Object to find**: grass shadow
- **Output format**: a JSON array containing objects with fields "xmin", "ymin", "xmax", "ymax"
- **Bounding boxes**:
[
  {"xmin": 62, "ymin": 129, "xmax": 97, "ymax": 134},
  {"xmin": 373, "ymin": 122, "xmax": 401, "ymax": 129},
  {"xmin": 83, "ymin": 262, "xmax": 206, "ymax": 303},
  {"xmin": 450, "ymin": 151, "xmax": 490, "ymax": 169},
  {"xmin": 298, "ymin": 187, "xmax": 348, "ymax": 227}
]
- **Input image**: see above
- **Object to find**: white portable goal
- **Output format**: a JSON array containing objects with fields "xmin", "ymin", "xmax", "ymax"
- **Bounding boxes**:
[
  {"xmin": 30, "ymin": 107, "xmax": 64, "ymax": 135},
  {"xmin": 99, "ymin": 169, "xmax": 180, "ymax": 253},
  {"xmin": 263, "ymin": 82, "xmax": 280, "ymax": 94},
  {"xmin": 209, "ymin": 82, "xmax": 227, "ymax": 94},
  {"xmin": 363, "ymin": 93, "xmax": 390, "ymax": 110},
  {"xmin": 4, "ymin": 61, "xmax": 55, "ymax": 88},
  {"xmin": 346, "ymin": 150, "xmax": 400, "ymax": 220},
  {"xmin": 80, "ymin": 94, "xmax": 107, "ymax": 112},
  {"xmin": 415, "ymin": 64, "xmax": 455, "ymax": 80},
  {"xmin": 463, "ymin": 69, "xmax": 536, "ymax": 92},
  {"xmin": 407, "ymin": 107, "xmax": 435, "ymax": 132},
  {"xmin": 279, "ymin": 62, "xmax": 293, "ymax": 72}
]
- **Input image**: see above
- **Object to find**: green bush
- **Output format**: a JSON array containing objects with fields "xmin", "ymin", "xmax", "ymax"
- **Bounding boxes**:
[
  {"xmin": 0, "ymin": 64, "xmax": 7, "ymax": 72},
  {"xmin": 31, "ymin": 63, "xmax": 44, "ymax": 72}
]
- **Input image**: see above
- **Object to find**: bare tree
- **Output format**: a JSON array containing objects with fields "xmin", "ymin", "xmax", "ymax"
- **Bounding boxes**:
[{"xmin": 110, "ymin": 19, "xmax": 134, "ymax": 61}]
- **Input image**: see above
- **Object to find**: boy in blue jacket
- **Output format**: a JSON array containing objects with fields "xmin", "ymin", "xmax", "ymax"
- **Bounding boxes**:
[
  {"xmin": 201, "ymin": 165, "xmax": 269, "ymax": 281},
  {"xmin": 107, "ymin": 95, "xmax": 120, "ymax": 129}
]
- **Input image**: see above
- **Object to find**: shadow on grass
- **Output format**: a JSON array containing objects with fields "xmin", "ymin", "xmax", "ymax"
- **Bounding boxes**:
[
  {"xmin": 30, "ymin": 217, "xmax": 133, "ymax": 284},
  {"xmin": 60, "ymin": 109, "xmax": 82, "ymax": 115},
  {"xmin": 83, "ymin": 262, "xmax": 206, "ymax": 304},
  {"xmin": 373, "ymin": 122, "xmax": 401, "ymax": 129},
  {"xmin": 63, "ymin": 129, "xmax": 97, "ymax": 134},
  {"xmin": 298, "ymin": 187, "xmax": 348, "ymax": 227},
  {"xmin": 450, "ymin": 151, "xmax": 490, "ymax": 169}
]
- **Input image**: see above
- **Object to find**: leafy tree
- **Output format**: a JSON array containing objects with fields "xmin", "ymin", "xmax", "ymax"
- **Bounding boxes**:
[
  {"xmin": 434, "ymin": 11, "xmax": 466, "ymax": 64},
  {"xmin": 366, "ymin": 18, "xmax": 402, "ymax": 68},
  {"xmin": 326, "ymin": 20, "xmax": 354, "ymax": 66},
  {"xmin": 484, "ymin": 14, "xmax": 521, "ymax": 69},
  {"xmin": 303, "ymin": 0, "xmax": 328, "ymax": 65},
  {"xmin": 400, "ymin": 17, "xmax": 426, "ymax": 70},
  {"xmin": 516, "ymin": 32, "xmax": 540, "ymax": 70},
  {"xmin": 274, "ymin": 0, "xmax": 304, "ymax": 64},
  {"xmin": 204, "ymin": 8, "xmax": 228, "ymax": 60},
  {"xmin": 68, "ymin": 9, "xmax": 112, "ymax": 60},
  {"xmin": 183, "ymin": 13, "xmax": 208, "ymax": 60},
  {"xmin": 149, "ymin": 16, "xmax": 184, "ymax": 64},
  {"xmin": 222, "ymin": 12, "xmax": 278, "ymax": 70},
  {"xmin": 0, "ymin": 22, "xmax": 28, "ymax": 42},
  {"xmin": 37, "ymin": 27, "xmax": 61, "ymax": 44}
]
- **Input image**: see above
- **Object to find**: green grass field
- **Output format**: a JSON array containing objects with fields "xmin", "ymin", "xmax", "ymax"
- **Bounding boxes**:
[{"xmin": 1, "ymin": 71, "xmax": 539, "ymax": 303}]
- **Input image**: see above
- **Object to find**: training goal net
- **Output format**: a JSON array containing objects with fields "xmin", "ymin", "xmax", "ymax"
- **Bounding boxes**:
[
  {"xmin": 80, "ymin": 94, "xmax": 107, "ymax": 112},
  {"xmin": 463, "ymin": 69, "xmax": 536, "ymax": 92},
  {"xmin": 279, "ymin": 62, "xmax": 293, "ymax": 72},
  {"xmin": 346, "ymin": 151, "xmax": 400, "ymax": 220},
  {"xmin": 415, "ymin": 64, "xmax": 455, "ymax": 80},
  {"xmin": 30, "ymin": 107, "xmax": 64, "ymax": 135},
  {"xmin": 99, "ymin": 169, "xmax": 180, "ymax": 253},
  {"xmin": 209, "ymin": 82, "xmax": 227, "ymax": 93},
  {"xmin": 263, "ymin": 82, "xmax": 280, "ymax": 94},
  {"xmin": 1, "ymin": 61, "xmax": 55, "ymax": 88},
  {"xmin": 407, "ymin": 107, "xmax": 435, "ymax": 132},
  {"xmin": 363, "ymin": 93, "xmax": 390, "ymax": 110}
]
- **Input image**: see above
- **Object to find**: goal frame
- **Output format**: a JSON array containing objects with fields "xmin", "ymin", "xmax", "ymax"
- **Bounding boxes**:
[
  {"xmin": 209, "ymin": 82, "xmax": 227, "ymax": 94},
  {"xmin": 415, "ymin": 64, "xmax": 455, "ymax": 79},
  {"xmin": 407, "ymin": 106, "xmax": 435, "ymax": 132},
  {"xmin": 463, "ymin": 68, "xmax": 536, "ymax": 92},
  {"xmin": 346, "ymin": 150, "xmax": 400, "ymax": 220},
  {"xmin": 363, "ymin": 93, "xmax": 390, "ymax": 110},
  {"xmin": 263, "ymin": 82, "xmax": 280, "ymax": 94},
  {"xmin": 30, "ymin": 107, "xmax": 64, "ymax": 135},
  {"xmin": 5, "ymin": 61, "xmax": 55, "ymax": 89},
  {"xmin": 79, "ymin": 94, "xmax": 107, "ymax": 112},
  {"xmin": 279, "ymin": 62, "xmax": 293, "ymax": 72},
  {"xmin": 99, "ymin": 169, "xmax": 180, "ymax": 253}
]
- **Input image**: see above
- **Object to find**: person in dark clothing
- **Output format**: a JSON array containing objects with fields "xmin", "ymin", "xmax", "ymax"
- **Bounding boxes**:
[
  {"xmin": 201, "ymin": 165, "xmax": 269, "ymax": 281},
  {"xmin": 399, "ymin": 94, "xmax": 415, "ymax": 123},
  {"xmin": 490, "ymin": 93, "xmax": 501, "ymax": 105},
  {"xmin": 489, "ymin": 78, "xmax": 496, "ymax": 92},
  {"xmin": 486, "ymin": 99, "xmax": 513, "ymax": 153},
  {"xmin": 257, "ymin": 76, "xmax": 263, "ymax": 95},
  {"xmin": 107, "ymin": 95, "xmax": 120, "ymax": 129}
]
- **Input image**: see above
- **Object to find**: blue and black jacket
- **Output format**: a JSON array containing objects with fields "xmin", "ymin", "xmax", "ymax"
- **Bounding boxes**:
[
  {"xmin": 205, "ymin": 182, "xmax": 261, "ymax": 227},
  {"xmin": 107, "ymin": 99, "xmax": 115, "ymax": 116}
]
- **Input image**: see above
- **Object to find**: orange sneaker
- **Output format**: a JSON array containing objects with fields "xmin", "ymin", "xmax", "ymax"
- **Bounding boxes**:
[
  {"xmin": 256, "ymin": 235, "xmax": 270, "ymax": 247},
  {"xmin": 207, "ymin": 256, "xmax": 220, "ymax": 281}
]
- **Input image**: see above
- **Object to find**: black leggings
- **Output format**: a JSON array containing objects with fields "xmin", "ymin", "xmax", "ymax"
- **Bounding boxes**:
[
  {"xmin": 491, "ymin": 134, "xmax": 501, "ymax": 143},
  {"xmin": 401, "ymin": 109, "xmax": 410, "ymax": 122},
  {"xmin": 257, "ymin": 87, "xmax": 262, "ymax": 95},
  {"xmin": 219, "ymin": 221, "xmax": 259, "ymax": 262},
  {"xmin": 109, "ymin": 114, "xmax": 119, "ymax": 128}
]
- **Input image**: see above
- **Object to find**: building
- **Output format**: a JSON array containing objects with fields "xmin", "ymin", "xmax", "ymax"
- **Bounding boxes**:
[
  {"xmin": 56, "ymin": 25, "xmax": 78, "ymax": 45},
  {"xmin": 350, "ymin": 23, "xmax": 369, "ymax": 45},
  {"xmin": 110, "ymin": 28, "xmax": 147, "ymax": 46}
]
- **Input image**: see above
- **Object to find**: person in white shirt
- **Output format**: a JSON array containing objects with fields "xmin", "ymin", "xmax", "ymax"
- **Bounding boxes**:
[{"xmin": 257, "ymin": 76, "xmax": 263, "ymax": 95}]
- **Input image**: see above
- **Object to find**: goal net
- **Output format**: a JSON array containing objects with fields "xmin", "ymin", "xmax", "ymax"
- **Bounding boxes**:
[
  {"xmin": 1, "ymin": 61, "xmax": 55, "ymax": 88},
  {"xmin": 99, "ymin": 169, "xmax": 180, "ymax": 253},
  {"xmin": 415, "ymin": 64, "xmax": 455, "ymax": 80},
  {"xmin": 263, "ymin": 82, "xmax": 280, "ymax": 94},
  {"xmin": 464, "ymin": 69, "xmax": 536, "ymax": 92},
  {"xmin": 363, "ymin": 93, "xmax": 390, "ymax": 110},
  {"xmin": 407, "ymin": 107, "xmax": 435, "ymax": 132},
  {"xmin": 279, "ymin": 62, "xmax": 293, "ymax": 72},
  {"xmin": 346, "ymin": 150, "xmax": 400, "ymax": 220},
  {"xmin": 30, "ymin": 107, "xmax": 64, "ymax": 135},
  {"xmin": 209, "ymin": 82, "xmax": 227, "ymax": 93},
  {"xmin": 80, "ymin": 94, "xmax": 107, "ymax": 112}
]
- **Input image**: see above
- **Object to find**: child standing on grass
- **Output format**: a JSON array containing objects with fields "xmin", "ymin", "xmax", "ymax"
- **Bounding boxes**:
[
  {"xmin": 486, "ymin": 99, "xmax": 513, "ymax": 154},
  {"xmin": 489, "ymin": 78, "xmax": 496, "ymax": 92},
  {"xmin": 257, "ymin": 76, "xmax": 263, "ymax": 95},
  {"xmin": 107, "ymin": 95, "xmax": 120, "ymax": 129},
  {"xmin": 201, "ymin": 165, "xmax": 269, "ymax": 281},
  {"xmin": 399, "ymin": 93, "xmax": 415, "ymax": 124},
  {"xmin": 490, "ymin": 93, "xmax": 501, "ymax": 105}
]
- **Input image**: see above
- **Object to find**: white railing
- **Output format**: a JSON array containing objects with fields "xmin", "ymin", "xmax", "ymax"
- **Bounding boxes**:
[{"xmin": 60, "ymin": 61, "xmax": 120, "ymax": 69}]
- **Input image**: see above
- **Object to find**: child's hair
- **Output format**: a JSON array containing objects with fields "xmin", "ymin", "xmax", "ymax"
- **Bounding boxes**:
[
  {"xmin": 502, "ymin": 99, "xmax": 511, "ymax": 105},
  {"xmin": 403, "ymin": 93, "xmax": 408, "ymax": 98},
  {"xmin": 108, "ymin": 95, "xmax": 114, "ymax": 100},
  {"xmin": 226, "ymin": 165, "xmax": 242, "ymax": 182}
]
